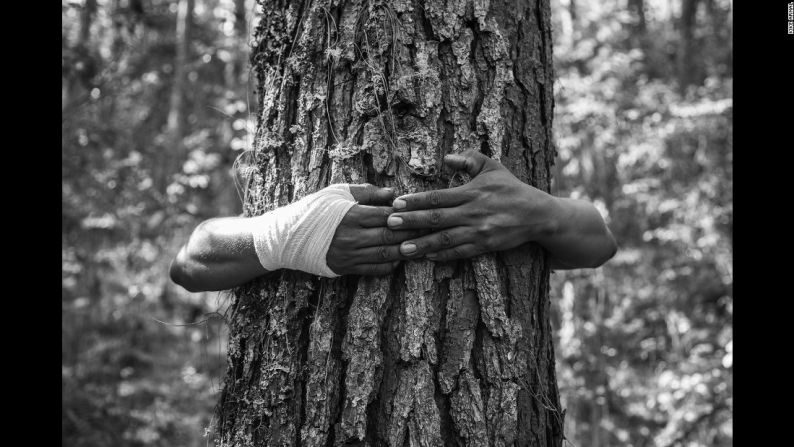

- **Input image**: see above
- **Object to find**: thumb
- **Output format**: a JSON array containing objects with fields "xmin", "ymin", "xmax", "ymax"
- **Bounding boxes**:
[
  {"xmin": 348, "ymin": 183, "xmax": 396, "ymax": 205},
  {"xmin": 443, "ymin": 150, "xmax": 496, "ymax": 177}
]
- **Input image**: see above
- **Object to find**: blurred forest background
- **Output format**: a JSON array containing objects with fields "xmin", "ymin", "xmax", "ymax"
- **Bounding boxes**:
[{"xmin": 61, "ymin": 0, "xmax": 732, "ymax": 445}]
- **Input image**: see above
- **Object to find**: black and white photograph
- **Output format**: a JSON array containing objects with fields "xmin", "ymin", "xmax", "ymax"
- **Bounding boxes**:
[{"xmin": 62, "ymin": 0, "xmax": 733, "ymax": 445}]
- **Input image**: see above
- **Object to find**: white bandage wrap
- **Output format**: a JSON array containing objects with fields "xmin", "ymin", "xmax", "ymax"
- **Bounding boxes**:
[{"xmin": 248, "ymin": 184, "xmax": 355, "ymax": 278}]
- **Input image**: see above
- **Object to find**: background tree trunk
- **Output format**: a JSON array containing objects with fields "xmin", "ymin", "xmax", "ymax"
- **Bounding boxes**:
[
  {"xmin": 215, "ymin": 0, "xmax": 253, "ymax": 217},
  {"xmin": 158, "ymin": 0, "xmax": 194, "ymax": 192},
  {"xmin": 216, "ymin": 0, "xmax": 563, "ymax": 445},
  {"xmin": 678, "ymin": 0, "xmax": 700, "ymax": 93},
  {"xmin": 629, "ymin": 0, "xmax": 646, "ymax": 33},
  {"xmin": 63, "ymin": 0, "xmax": 98, "ymax": 111}
]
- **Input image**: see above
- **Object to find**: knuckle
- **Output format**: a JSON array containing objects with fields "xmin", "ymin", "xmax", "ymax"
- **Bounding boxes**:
[
  {"xmin": 464, "ymin": 158, "xmax": 474, "ymax": 170},
  {"xmin": 335, "ymin": 232, "xmax": 355, "ymax": 246},
  {"xmin": 429, "ymin": 190, "xmax": 440, "ymax": 206},
  {"xmin": 381, "ymin": 227, "xmax": 394, "ymax": 244},
  {"xmin": 341, "ymin": 206, "xmax": 359, "ymax": 221},
  {"xmin": 439, "ymin": 231, "xmax": 453, "ymax": 247},
  {"xmin": 476, "ymin": 220, "xmax": 494, "ymax": 237},
  {"xmin": 429, "ymin": 209, "xmax": 442, "ymax": 226},
  {"xmin": 464, "ymin": 187, "xmax": 481, "ymax": 202},
  {"xmin": 451, "ymin": 247, "xmax": 463, "ymax": 259},
  {"xmin": 378, "ymin": 245, "xmax": 390, "ymax": 260},
  {"xmin": 369, "ymin": 264, "xmax": 387, "ymax": 276}
]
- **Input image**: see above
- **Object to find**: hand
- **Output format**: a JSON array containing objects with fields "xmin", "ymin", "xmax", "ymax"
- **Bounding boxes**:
[
  {"xmin": 326, "ymin": 184, "xmax": 420, "ymax": 275},
  {"xmin": 385, "ymin": 150, "xmax": 559, "ymax": 261}
]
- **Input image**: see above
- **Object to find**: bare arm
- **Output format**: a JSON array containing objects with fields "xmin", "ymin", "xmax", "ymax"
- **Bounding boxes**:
[
  {"xmin": 170, "ymin": 184, "xmax": 420, "ymax": 292},
  {"xmin": 537, "ymin": 197, "xmax": 618, "ymax": 269},
  {"xmin": 170, "ymin": 217, "xmax": 265, "ymax": 292},
  {"xmin": 384, "ymin": 151, "xmax": 617, "ymax": 269}
]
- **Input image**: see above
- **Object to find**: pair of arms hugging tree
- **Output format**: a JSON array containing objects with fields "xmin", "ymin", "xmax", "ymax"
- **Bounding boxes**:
[{"xmin": 170, "ymin": 150, "xmax": 618, "ymax": 292}]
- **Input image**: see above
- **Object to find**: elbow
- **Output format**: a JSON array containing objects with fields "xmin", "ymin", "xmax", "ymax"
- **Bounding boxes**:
[
  {"xmin": 591, "ymin": 230, "xmax": 618, "ymax": 268},
  {"xmin": 170, "ymin": 248, "xmax": 203, "ymax": 293},
  {"xmin": 170, "ymin": 221, "xmax": 220, "ymax": 292}
]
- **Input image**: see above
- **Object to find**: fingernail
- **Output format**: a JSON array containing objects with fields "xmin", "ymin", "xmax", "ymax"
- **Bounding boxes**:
[
  {"xmin": 387, "ymin": 216, "xmax": 403, "ymax": 227},
  {"xmin": 393, "ymin": 198, "xmax": 406, "ymax": 210},
  {"xmin": 401, "ymin": 242, "xmax": 416, "ymax": 254}
]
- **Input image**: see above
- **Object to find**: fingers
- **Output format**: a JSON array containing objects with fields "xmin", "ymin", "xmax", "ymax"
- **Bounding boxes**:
[
  {"xmin": 355, "ymin": 244, "xmax": 410, "ymax": 263},
  {"xmin": 354, "ymin": 227, "xmax": 424, "ymax": 247},
  {"xmin": 349, "ymin": 262, "xmax": 400, "ymax": 276},
  {"xmin": 386, "ymin": 208, "xmax": 461, "ymax": 230},
  {"xmin": 347, "ymin": 205, "xmax": 394, "ymax": 228},
  {"xmin": 348, "ymin": 183, "xmax": 395, "ymax": 205},
  {"xmin": 396, "ymin": 227, "xmax": 473, "ymax": 257},
  {"xmin": 443, "ymin": 150, "xmax": 498, "ymax": 177},
  {"xmin": 424, "ymin": 243, "xmax": 486, "ymax": 262},
  {"xmin": 392, "ymin": 186, "xmax": 467, "ymax": 211}
]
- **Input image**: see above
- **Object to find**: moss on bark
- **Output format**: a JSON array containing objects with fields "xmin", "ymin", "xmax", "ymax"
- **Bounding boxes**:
[{"xmin": 217, "ymin": 0, "xmax": 563, "ymax": 445}]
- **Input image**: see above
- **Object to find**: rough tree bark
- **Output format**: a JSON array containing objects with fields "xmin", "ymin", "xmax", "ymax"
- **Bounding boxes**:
[{"xmin": 217, "ymin": 0, "xmax": 563, "ymax": 445}]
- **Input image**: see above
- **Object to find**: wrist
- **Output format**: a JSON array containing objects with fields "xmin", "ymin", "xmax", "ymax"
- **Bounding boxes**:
[
  {"xmin": 249, "ymin": 186, "xmax": 355, "ymax": 277},
  {"xmin": 525, "ymin": 188, "xmax": 564, "ymax": 245}
]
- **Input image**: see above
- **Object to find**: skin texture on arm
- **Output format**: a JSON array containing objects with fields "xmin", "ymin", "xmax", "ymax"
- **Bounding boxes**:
[
  {"xmin": 169, "ymin": 184, "xmax": 418, "ymax": 292},
  {"xmin": 538, "ymin": 197, "xmax": 619, "ymax": 269},
  {"xmin": 170, "ymin": 217, "xmax": 266, "ymax": 292},
  {"xmin": 385, "ymin": 150, "xmax": 618, "ymax": 269}
]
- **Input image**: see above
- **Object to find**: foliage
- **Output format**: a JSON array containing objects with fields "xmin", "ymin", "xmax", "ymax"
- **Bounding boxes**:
[
  {"xmin": 62, "ymin": 0, "xmax": 252, "ymax": 445},
  {"xmin": 62, "ymin": 0, "xmax": 732, "ymax": 445},
  {"xmin": 548, "ymin": 0, "xmax": 732, "ymax": 445}
]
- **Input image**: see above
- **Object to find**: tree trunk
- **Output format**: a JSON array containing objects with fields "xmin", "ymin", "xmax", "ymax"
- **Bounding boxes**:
[
  {"xmin": 158, "ymin": 0, "xmax": 194, "ymax": 192},
  {"xmin": 567, "ymin": 0, "xmax": 577, "ymax": 45},
  {"xmin": 678, "ymin": 0, "xmax": 700, "ymax": 93},
  {"xmin": 79, "ymin": 0, "xmax": 97, "ymax": 45},
  {"xmin": 233, "ymin": 0, "xmax": 250, "ymax": 81},
  {"xmin": 216, "ymin": 0, "xmax": 252, "ymax": 217},
  {"xmin": 63, "ymin": 0, "xmax": 98, "ymax": 111},
  {"xmin": 629, "ymin": 0, "xmax": 646, "ymax": 33},
  {"xmin": 216, "ymin": 0, "xmax": 563, "ymax": 445}
]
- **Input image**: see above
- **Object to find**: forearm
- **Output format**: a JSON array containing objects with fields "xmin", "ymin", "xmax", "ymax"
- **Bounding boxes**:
[
  {"xmin": 170, "ymin": 217, "xmax": 268, "ymax": 292},
  {"xmin": 536, "ymin": 197, "xmax": 618, "ymax": 270}
]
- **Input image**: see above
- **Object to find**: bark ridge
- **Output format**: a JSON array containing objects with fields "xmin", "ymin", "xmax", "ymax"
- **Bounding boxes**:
[{"xmin": 217, "ymin": 0, "xmax": 563, "ymax": 445}]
